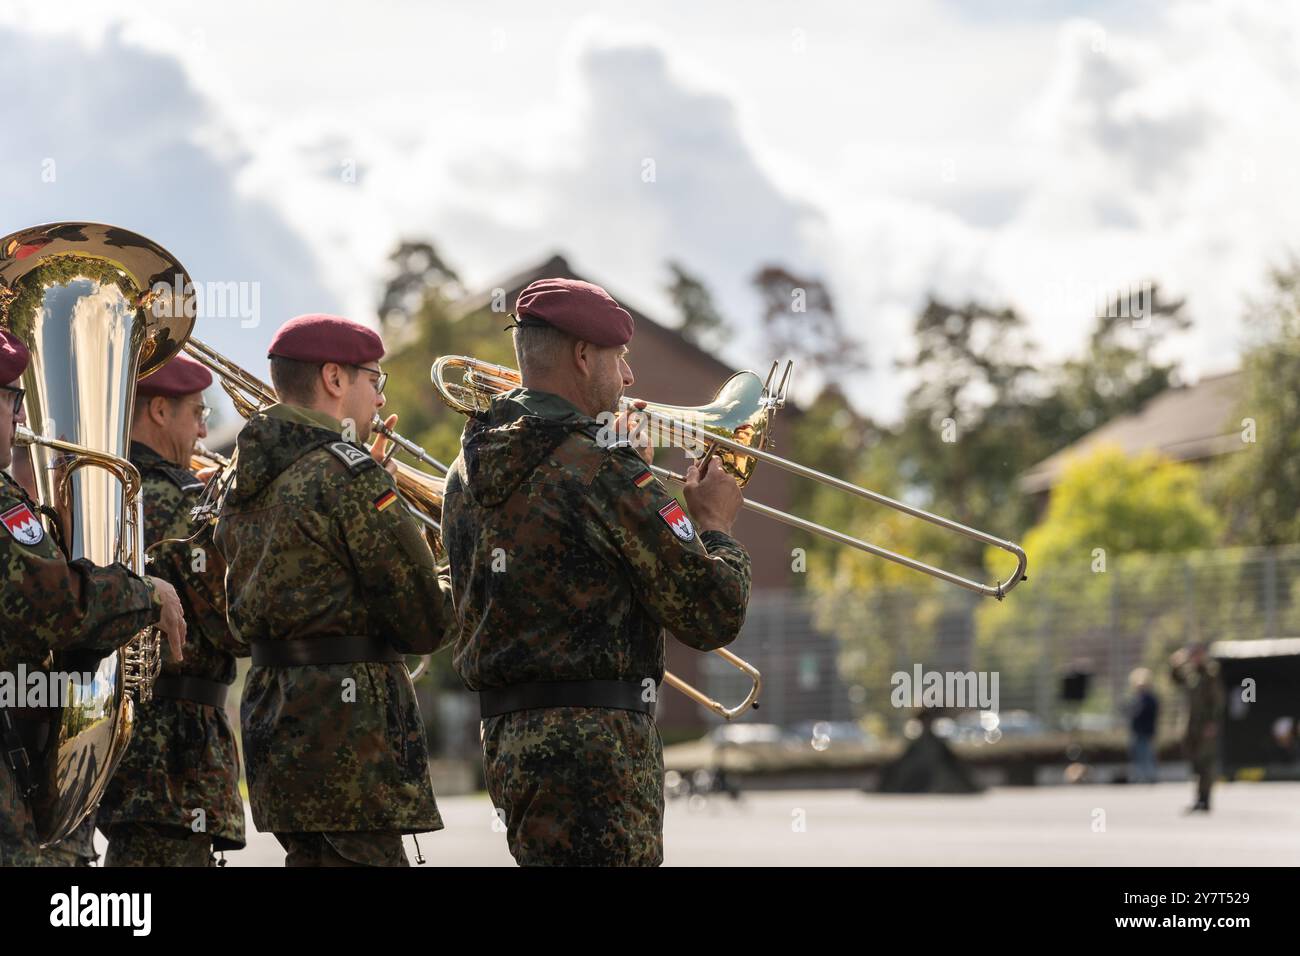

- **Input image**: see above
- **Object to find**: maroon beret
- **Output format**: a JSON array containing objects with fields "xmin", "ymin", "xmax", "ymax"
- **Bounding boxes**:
[
  {"xmin": 137, "ymin": 353, "xmax": 213, "ymax": 398},
  {"xmin": 267, "ymin": 313, "xmax": 384, "ymax": 365},
  {"xmin": 515, "ymin": 278, "xmax": 634, "ymax": 347},
  {"xmin": 0, "ymin": 329, "xmax": 30, "ymax": 384}
]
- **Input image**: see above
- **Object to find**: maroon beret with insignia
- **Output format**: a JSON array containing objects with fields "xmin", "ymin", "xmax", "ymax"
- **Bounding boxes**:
[
  {"xmin": 267, "ymin": 313, "xmax": 384, "ymax": 365},
  {"xmin": 137, "ymin": 353, "xmax": 213, "ymax": 397},
  {"xmin": 0, "ymin": 328, "xmax": 30, "ymax": 384},
  {"xmin": 515, "ymin": 278, "xmax": 634, "ymax": 347}
]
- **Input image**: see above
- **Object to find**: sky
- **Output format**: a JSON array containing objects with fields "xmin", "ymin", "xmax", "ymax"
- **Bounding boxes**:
[{"xmin": 1, "ymin": 0, "xmax": 1297, "ymax": 421}]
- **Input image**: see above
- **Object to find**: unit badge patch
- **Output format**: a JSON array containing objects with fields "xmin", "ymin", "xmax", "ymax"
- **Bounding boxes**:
[
  {"xmin": 1, "ymin": 502, "xmax": 44, "ymax": 546},
  {"xmin": 658, "ymin": 500, "xmax": 695, "ymax": 542}
]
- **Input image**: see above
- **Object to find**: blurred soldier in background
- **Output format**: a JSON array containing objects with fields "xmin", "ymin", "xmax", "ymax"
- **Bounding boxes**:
[{"xmin": 1170, "ymin": 643, "xmax": 1223, "ymax": 812}]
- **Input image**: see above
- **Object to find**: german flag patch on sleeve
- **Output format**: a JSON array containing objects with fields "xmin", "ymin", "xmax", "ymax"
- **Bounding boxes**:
[
  {"xmin": 374, "ymin": 489, "xmax": 399, "ymax": 512},
  {"xmin": 633, "ymin": 469, "xmax": 655, "ymax": 489}
]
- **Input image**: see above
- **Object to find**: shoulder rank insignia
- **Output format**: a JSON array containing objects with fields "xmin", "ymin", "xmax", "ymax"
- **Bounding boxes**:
[
  {"xmin": 658, "ymin": 499, "xmax": 695, "ymax": 542},
  {"xmin": 326, "ymin": 441, "xmax": 376, "ymax": 475},
  {"xmin": 162, "ymin": 465, "xmax": 205, "ymax": 493},
  {"xmin": 1, "ymin": 502, "xmax": 45, "ymax": 546}
]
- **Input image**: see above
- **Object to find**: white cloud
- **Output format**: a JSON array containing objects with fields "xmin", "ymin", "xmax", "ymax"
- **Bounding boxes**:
[
  {"xmin": 3, "ymin": 0, "xmax": 1298, "ymax": 426},
  {"xmin": 0, "ymin": 17, "xmax": 339, "ymax": 395}
]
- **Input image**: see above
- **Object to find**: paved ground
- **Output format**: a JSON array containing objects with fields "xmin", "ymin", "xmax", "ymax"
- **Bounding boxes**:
[{"xmin": 99, "ymin": 782, "xmax": 1299, "ymax": 866}]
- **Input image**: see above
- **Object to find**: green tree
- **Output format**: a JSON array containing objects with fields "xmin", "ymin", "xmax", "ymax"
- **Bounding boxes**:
[
  {"xmin": 752, "ymin": 265, "xmax": 866, "ymax": 378},
  {"xmin": 1212, "ymin": 263, "xmax": 1300, "ymax": 545},
  {"xmin": 976, "ymin": 446, "xmax": 1220, "ymax": 717},
  {"xmin": 1034, "ymin": 283, "xmax": 1190, "ymax": 443},
  {"xmin": 1013, "ymin": 445, "xmax": 1219, "ymax": 571},
  {"xmin": 665, "ymin": 261, "xmax": 728, "ymax": 352},
  {"xmin": 379, "ymin": 240, "xmax": 463, "ymax": 334},
  {"xmin": 892, "ymin": 296, "xmax": 1043, "ymax": 573}
]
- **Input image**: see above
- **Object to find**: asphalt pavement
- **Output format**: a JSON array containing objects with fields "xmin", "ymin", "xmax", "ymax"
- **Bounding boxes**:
[{"xmin": 91, "ymin": 781, "xmax": 1298, "ymax": 867}]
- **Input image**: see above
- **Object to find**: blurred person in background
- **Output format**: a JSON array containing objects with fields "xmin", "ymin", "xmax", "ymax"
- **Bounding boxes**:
[
  {"xmin": 1126, "ymin": 668, "xmax": 1159, "ymax": 784},
  {"xmin": 1169, "ymin": 643, "xmax": 1223, "ymax": 813}
]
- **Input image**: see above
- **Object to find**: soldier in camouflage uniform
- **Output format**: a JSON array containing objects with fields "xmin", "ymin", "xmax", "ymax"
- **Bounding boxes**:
[
  {"xmin": 1170, "ymin": 642, "xmax": 1224, "ymax": 812},
  {"xmin": 441, "ymin": 278, "xmax": 752, "ymax": 866},
  {"xmin": 0, "ymin": 329, "xmax": 187, "ymax": 867},
  {"xmin": 7, "ymin": 447, "xmax": 100, "ymax": 868},
  {"xmin": 213, "ymin": 314, "xmax": 453, "ymax": 867},
  {"xmin": 98, "ymin": 355, "xmax": 248, "ymax": 865}
]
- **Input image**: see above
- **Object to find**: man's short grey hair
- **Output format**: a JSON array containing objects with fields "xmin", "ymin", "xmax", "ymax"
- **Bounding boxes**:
[
  {"xmin": 132, "ymin": 393, "xmax": 175, "ymax": 424},
  {"xmin": 513, "ymin": 324, "xmax": 576, "ymax": 380}
]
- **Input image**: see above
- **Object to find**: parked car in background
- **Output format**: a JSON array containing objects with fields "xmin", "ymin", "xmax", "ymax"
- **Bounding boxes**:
[
  {"xmin": 790, "ymin": 720, "xmax": 877, "ymax": 751},
  {"xmin": 940, "ymin": 709, "xmax": 1049, "ymax": 744},
  {"xmin": 707, "ymin": 722, "xmax": 798, "ymax": 748}
]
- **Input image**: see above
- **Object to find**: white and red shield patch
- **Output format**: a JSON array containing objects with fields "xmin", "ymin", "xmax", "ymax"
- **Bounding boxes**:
[
  {"xmin": 1, "ymin": 502, "xmax": 44, "ymax": 546},
  {"xmin": 658, "ymin": 500, "xmax": 695, "ymax": 542}
]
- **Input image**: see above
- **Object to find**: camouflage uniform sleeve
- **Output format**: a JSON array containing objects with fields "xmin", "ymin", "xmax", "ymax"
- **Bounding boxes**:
[
  {"xmin": 0, "ymin": 540, "xmax": 161, "ymax": 655},
  {"xmin": 593, "ymin": 448, "xmax": 751, "ymax": 651},
  {"xmin": 331, "ymin": 460, "xmax": 454, "ymax": 655}
]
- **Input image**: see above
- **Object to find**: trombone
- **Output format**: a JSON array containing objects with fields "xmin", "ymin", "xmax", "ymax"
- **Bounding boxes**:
[
  {"xmin": 431, "ymin": 355, "xmax": 1029, "ymax": 599},
  {"xmin": 430, "ymin": 354, "xmax": 1029, "ymax": 721}
]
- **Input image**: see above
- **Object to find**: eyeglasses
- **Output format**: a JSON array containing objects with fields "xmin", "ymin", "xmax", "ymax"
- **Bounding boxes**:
[
  {"xmin": 354, "ymin": 364, "xmax": 388, "ymax": 395},
  {"xmin": 0, "ymin": 385, "xmax": 24, "ymax": 416},
  {"xmin": 181, "ymin": 401, "xmax": 212, "ymax": 424}
]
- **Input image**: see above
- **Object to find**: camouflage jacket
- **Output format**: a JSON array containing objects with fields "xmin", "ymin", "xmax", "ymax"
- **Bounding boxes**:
[
  {"xmin": 0, "ymin": 470, "xmax": 162, "ymax": 860},
  {"xmin": 97, "ymin": 442, "xmax": 248, "ymax": 848},
  {"xmin": 441, "ymin": 388, "xmax": 752, "ymax": 865},
  {"xmin": 212, "ymin": 403, "xmax": 453, "ymax": 834},
  {"xmin": 442, "ymin": 387, "xmax": 753, "ymax": 690}
]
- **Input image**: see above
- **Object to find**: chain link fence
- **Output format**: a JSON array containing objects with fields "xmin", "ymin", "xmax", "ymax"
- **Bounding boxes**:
[{"xmin": 698, "ymin": 545, "xmax": 1300, "ymax": 743}]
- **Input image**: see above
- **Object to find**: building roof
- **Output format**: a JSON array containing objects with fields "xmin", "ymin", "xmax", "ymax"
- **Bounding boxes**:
[{"xmin": 1019, "ymin": 370, "xmax": 1244, "ymax": 494}]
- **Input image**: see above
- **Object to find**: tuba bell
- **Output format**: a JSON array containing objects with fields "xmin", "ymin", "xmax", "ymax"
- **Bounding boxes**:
[{"xmin": 0, "ymin": 222, "xmax": 196, "ymax": 845}]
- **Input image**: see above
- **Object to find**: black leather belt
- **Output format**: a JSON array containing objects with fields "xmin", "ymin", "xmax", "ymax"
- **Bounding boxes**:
[
  {"xmin": 479, "ymin": 680, "xmax": 656, "ymax": 719},
  {"xmin": 152, "ymin": 675, "xmax": 230, "ymax": 709},
  {"xmin": 250, "ymin": 635, "xmax": 403, "ymax": 667}
]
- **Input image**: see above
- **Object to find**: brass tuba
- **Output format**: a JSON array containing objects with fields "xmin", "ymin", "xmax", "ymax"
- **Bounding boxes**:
[{"xmin": 0, "ymin": 222, "xmax": 195, "ymax": 844}]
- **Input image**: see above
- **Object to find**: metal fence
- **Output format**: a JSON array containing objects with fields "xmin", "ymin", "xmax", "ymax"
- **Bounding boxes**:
[{"xmin": 698, "ymin": 545, "xmax": 1300, "ymax": 741}]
